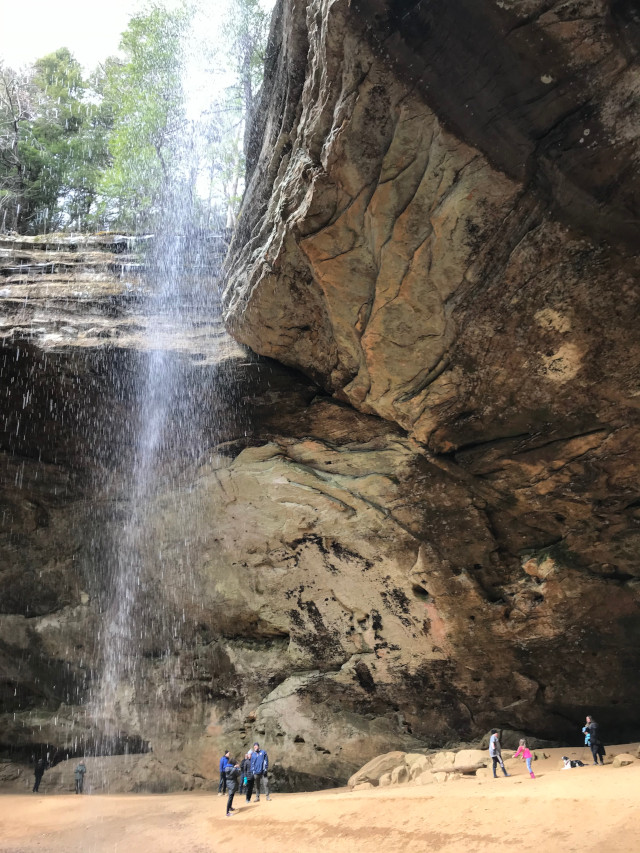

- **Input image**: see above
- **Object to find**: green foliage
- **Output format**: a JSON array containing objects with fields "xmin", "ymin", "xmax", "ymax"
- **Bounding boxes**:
[
  {"xmin": 0, "ymin": 0, "xmax": 273, "ymax": 234},
  {"xmin": 210, "ymin": 0, "xmax": 270, "ymax": 227},
  {"xmin": 97, "ymin": 5, "xmax": 191, "ymax": 231},
  {"xmin": 0, "ymin": 49, "xmax": 112, "ymax": 233},
  {"xmin": 0, "ymin": 61, "xmax": 32, "ymax": 231},
  {"xmin": 223, "ymin": 0, "xmax": 270, "ymax": 118}
]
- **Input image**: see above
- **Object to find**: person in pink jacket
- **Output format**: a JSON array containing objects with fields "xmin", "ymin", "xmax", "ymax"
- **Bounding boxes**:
[{"xmin": 513, "ymin": 739, "xmax": 535, "ymax": 778}]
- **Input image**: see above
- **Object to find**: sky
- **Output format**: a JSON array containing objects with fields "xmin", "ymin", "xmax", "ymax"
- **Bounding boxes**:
[
  {"xmin": 0, "ymin": 0, "xmax": 275, "ymax": 73},
  {"xmin": 0, "ymin": 0, "xmax": 142, "ymax": 71}
]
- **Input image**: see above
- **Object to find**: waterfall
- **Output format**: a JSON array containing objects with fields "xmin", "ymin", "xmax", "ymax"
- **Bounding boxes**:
[{"xmin": 88, "ymin": 0, "xmax": 252, "ymax": 772}]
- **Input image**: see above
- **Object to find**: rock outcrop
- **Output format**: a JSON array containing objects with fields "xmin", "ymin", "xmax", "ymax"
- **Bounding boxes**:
[
  {"xmin": 3, "ymin": 0, "xmax": 640, "ymax": 794},
  {"xmin": 223, "ymin": 0, "xmax": 640, "ymax": 753}
]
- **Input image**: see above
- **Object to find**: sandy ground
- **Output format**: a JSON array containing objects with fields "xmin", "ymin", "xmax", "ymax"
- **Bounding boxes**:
[{"xmin": 2, "ymin": 747, "xmax": 640, "ymax": 853}]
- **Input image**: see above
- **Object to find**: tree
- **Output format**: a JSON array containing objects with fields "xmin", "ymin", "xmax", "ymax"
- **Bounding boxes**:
[
  {"xmin": 0, "ymin": 50, "xmax": 112, "ymax": 233},
  {"xmin": 224, "ymin": 0, "xmax": 270, "ymax": 120},
  {"xmin": 0, "ymin": 62, "xmax": 32, "ymax": 231},
  {"xmin": 98, "ymin": 5, "xmax": 191, "ymax": 231},
  {"xmin": 0, "ymin": 0, "xmax": 274, "ymax": 234},
  {"xmin": 203, "ymin": 0, "xmax": 269, "ymax": 229}
]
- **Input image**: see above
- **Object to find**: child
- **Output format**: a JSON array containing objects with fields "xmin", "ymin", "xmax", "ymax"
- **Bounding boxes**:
[
  {"xmin": 224, "ymin": 760, "xmax": 241, "ymax": 817},
  {"xmin": 513, "ymin": 739, "xmax": 535, "ymax": 779}
]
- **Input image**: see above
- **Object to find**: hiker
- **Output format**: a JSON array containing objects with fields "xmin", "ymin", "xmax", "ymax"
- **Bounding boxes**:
[
  {"xmin": 74, "ymin": 761, "xmax": 87, "ymax": 794},
  {"xmin": 250, "ymin": 741, "xmax": 271, "ymax": 802},
  {"xmin": 584, "ymin": 715, "xmax": 605, "ymax": 765},
  {"xmin": 240, "ymin": 752, "xmax": 252, "ymax": 798},
  {"xmin": 488, "ymin": 729, "xmax": 509, "ymax": 778},
  {"xmin": 225, "ymin": 759, "xmax": 241, "ymax": 817},
  {"xmin": 218, "ymin": 750, "xmax": 231, "ymax": 795},
  {"xmin": 513, "ymin": 739, "xmax": 535, "ymax": 779},
  {"xmin": 33, "ymin": 757, "xmax": 47, "ymax": 793}
]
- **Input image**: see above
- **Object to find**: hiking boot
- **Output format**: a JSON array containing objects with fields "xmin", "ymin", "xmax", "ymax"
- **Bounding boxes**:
[
  {"xmin": 226, "ymin": 812, "xmax": 234, "ymax": 817},
  {"xmin": 266, "ymin": 796, "xmax": 272, "ymax": 801}
]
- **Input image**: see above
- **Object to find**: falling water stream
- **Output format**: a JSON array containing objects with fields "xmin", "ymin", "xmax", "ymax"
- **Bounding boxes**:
[{"xmin": 89, "ymin": 3, "xmax": 246, "ymax": 772}]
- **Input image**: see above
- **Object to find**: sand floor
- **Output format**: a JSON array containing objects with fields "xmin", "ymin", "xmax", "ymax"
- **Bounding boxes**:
[{"xmin": 2, "ymin": 747, "xmax": 640, "ymax": 852}]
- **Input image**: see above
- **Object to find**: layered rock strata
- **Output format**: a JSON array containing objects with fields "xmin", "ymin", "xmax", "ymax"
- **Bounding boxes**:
[
  {"xmin": 3, "ymin": 0, "xmax": 640, "ymax": 794},
  {"xmin": 222, "ymin": 0, "xmax": 640, "ymax": 753}
]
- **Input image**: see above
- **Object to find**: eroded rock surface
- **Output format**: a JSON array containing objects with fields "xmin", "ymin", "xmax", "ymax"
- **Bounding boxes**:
[
  {"xmin": 222, "ymin": 0, "xmax": 640, "ymax": 754},
  {"xmin": 3, "ymin": 0, "xmax": 640, "ymax": 794}
]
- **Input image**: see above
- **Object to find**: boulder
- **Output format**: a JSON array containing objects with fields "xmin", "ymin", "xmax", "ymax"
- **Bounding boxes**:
[
  {"xmin": 613, "ymin": 754, "xmax": 635, "ymax": 768},
  {"xmin": 431, "ymin": 764, "xmax": 483, "ymax": 775},
  {"xmin": 413, "ymin": 771, "xmax": 435, "ymax": 786},
  {"xmin": 454, "ymin": 749, "xmax": 486, "ymax": 768},
  {"xmin": 390, "ymin": 764, "xmax": 409, "ymax": 785},
  {"xmin": 352, "ymin": 782, "xmax": 375, "ymax": 791},
  {"xmin": 348, "ymin": 752, "xmax": 406, "ymax": 789},
  {"xmin": 430, "ymin": 751, "xmax": 457, "ymax": 771},
  {"xmin": 406, "ymin": 755, "xmax": 431, "ymax": 780}
]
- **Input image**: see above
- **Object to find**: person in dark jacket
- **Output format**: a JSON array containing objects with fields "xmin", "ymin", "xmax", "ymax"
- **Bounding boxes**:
[
  {"xmin": 250, "ymin": 742, "xmax": 271, "ymax": 802},
  {"xmin": 225, "ymin": 760, "xmax": 241, "ymax": 817},
  {"xmin": 218, "ymin": 750, "xmax": 231, "ymax": 795},
  {"xmin": 488, "ymin": 729, "xmax": 509, "ymax": 778},
  {"xmin": 240, "ymin": 752, "xmax": 252, "ymax": 797},
  {"xmin": 33, "ymin": 757, "xmax": 46, "ymax": 793},
  {"xmin": 584, "ymin": 715, "xmax": 605, "ymax": 765},
  {"xmin": 74, "ymin": 761, "xmax": 87, "ymax": 794}
]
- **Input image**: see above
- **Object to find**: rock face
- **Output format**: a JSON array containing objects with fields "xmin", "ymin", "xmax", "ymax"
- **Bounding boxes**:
[
  {"xmin": 223, "ymin": 0, "xmax": 640, "ymax": 752},
  {"xmin": 3, "ymin": 1, "xmax": 640, "ymax": 794}
]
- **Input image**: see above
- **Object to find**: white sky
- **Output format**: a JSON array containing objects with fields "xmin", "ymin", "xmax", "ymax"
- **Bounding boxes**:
[
  {"xmin": 0, "ymin": 0, "xmax": 143, "ymax": 71},
  {"xmin": 0, "ymin": 0, "xmax": 275, "ymax": 73}
]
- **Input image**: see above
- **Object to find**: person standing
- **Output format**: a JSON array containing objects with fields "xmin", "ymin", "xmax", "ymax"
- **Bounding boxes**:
[
  {"xmin": 584, "ymin": 715, "xmax": 605, "ymax": 765},
  {"xmin": 488, "ymin": 729, "xmax": 509, "ymax": 778},
  {"xmin": 74, "ymin": 761, "xmax": 87, "ymax": 794},
  {"xmin": 513, "ymin": 739, "xmax": 535, "ymax": 779},
  {"xmin": 240, "ymin": 752, "xmax": 252, "ymax": 798},
  {"xmin": 218, "ymin": 750, "xmax": 231, "ymax": 795},
  {"xmin": 250, "ymin": 742, "xmax": 271, "ymax": 802},
  {"xmin": 33, "ymin": 757, "xmax": 46, "ymax": 793},
  {"xmin": 225, "ymin": 760, "xmax": 241, "ymax": 817}
]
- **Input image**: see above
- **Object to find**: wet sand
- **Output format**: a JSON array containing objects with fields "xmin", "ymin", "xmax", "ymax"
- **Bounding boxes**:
[{"xmin": 2, "ymin": 747, "xmax": 640, "ymax": 852}]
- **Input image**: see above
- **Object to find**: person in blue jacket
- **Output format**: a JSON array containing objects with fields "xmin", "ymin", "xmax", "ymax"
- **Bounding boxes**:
[
  {"xmin": 218, "ymin": 750, "xmax": 231, "ymax": 795},
  {"xmin": 250, "ymin": 742, "xmax": 271, "ymax": 801}
]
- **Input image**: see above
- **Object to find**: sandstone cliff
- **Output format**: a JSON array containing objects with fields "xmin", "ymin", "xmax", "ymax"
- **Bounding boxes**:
[
  {"xmin": 2, "ymin": 0, "xmax": 640, "ymax": 794},
  {"xmin": 222, "ymin": 0, "xmax": 640, "ymax": 754}
]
